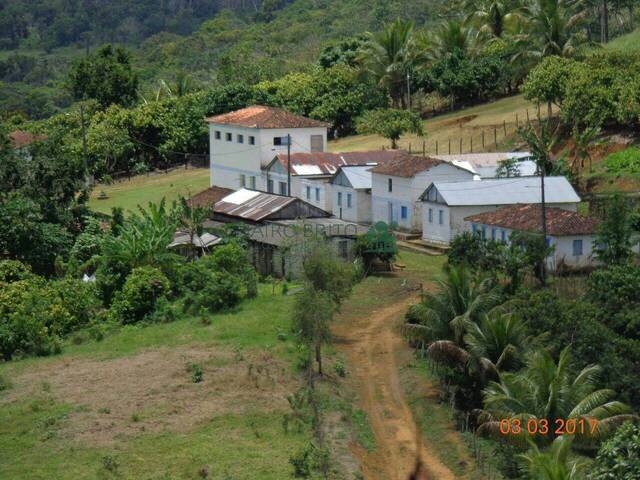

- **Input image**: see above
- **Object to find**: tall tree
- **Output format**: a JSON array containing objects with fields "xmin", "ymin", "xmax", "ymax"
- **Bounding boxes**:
[
  {"xmin": 515, "ymin": 0, "xmax": 593, "ymax": 60},
  {"xmin": 359, "ymin": 19, "xmax": 417, "ymax": 108},
  {"xmin": 465, "ymin": 0, "xmax": 523, "ymax": 41},
  {"xmin": 66, "ymin": 44, "xmax": 139, "ymax": 109},
  {"xmin": 419, "ymin": 20, "xmax": 475, "ymax": 62}
]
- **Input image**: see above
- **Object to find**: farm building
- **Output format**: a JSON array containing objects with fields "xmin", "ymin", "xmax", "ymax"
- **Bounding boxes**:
[
  {"xmin": 420, "ymin": 176, "xmax": 581, "ymax": 245},
  {"xmin": 464, "ymin": 204, "xmax": 600, "ymax": 271},
  {"xmin": 432, "ymin": 152, "xmax": 536, "ymax": 178},
  {"xmin": 330, "ymin": 165, "xmax": 376, "ymax": 224},
  {"xmin": 206, "ymin": 105, "xmax": 329, "ymax": 192},
  {"xmin": 212, "ymin": 188, "xmax": 330, "ymax": 224},
  {"xmin": 370, "ymin": 153, "xmax": 474, "ymax": 232},
  {"xmin": 262, "ymin": 150, "xmax": 404, "ymax": 213},
  {"xmin": 248, "ymin": 218, "xmax": 368, "ymax": 278}
]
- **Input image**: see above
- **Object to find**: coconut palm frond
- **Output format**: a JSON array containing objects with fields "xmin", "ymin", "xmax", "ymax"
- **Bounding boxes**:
[
  {"xmin": 427, "ymin": 340, "xmax": 471, "ymax": 367},
  {"xmin": 568, "ymin": 389, "xmax": 616, "ymax": 418}
]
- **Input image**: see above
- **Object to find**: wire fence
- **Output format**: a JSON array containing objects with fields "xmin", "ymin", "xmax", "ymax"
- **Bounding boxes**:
[
  {"xmin": 384, "ymin": 105, "xmax": 556, "ymax": 156},
  {"xmin": 108, "ymin": 153, "xmax": 208, "ymax": 183}
]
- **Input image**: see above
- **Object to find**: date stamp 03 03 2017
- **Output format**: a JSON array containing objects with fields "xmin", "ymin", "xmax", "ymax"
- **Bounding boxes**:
[{"xmin": 498, "ymin": 417, "xmax": 599, "ymax": 436}]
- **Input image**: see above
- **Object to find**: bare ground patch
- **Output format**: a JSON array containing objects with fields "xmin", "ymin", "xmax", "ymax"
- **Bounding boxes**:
[{"xmin": 1, "ymin": 345, "xmax": 297, "ymax": 446}]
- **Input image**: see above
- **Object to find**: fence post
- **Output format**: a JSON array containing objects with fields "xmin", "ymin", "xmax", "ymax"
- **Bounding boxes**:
[
  {"xmin": 494, "ymin": 128, "xmax": 497, "ymax": 148},
  {"xmin": 423, "ymin": 141, "xmax": 426, "ymax": 156},
  {"xmin": 459, "ymin": 138, "xmax": 462, "ymax": 154},
  {"xmin": 503, "ymin": 120, "xmax": 507, "ymax": 136},
  {"xmin": 470, "ymin": 136, "xmax": 473, "ymax": 153},
  {"xmin": 482, "ymin": 131, "xmax": 485, "ymax": 149},
  {"xmin": 526, "ymin": 108, "xmax": 530, "ymax": 122},
  {"xmin": 435, "ymin": 140, "xmax": 438, "ymax": 155},
  {"xmin": 409, "ymin": 143, "xmax": 412, "ymax": 154},
  {"xmin": 516, "ymin": 113, "xmax": 519, "ymax": 127},
  {"xmin": 448, "ymin": 138, "xmax": 451, "ymax": 154}
]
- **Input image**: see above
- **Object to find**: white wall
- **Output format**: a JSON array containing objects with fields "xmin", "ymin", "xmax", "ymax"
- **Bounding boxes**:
[
  {"xmin": 331, "ymin": 185, "xmax": 371, "ymax": 223},
  {"xmin": 372, "ymin": 163, "xmax": 473, "ymax": 232},
  {"xmin": 209, "ymin": 124, "xmax": 327, "ymax": 191},
  {"xmin": 422, "ymin": 201, "xmax": 580, "ymax": 246}
]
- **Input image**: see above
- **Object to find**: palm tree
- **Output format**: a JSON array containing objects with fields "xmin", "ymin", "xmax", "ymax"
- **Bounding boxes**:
[
  {"xmin": 176, "ymin": 196, "xmax": 212, "ymax": 259},
  {"xmin": 359, "ymin": 19, "xmax": 417, "ymax": 108},
  {"xmin": 419, "ymin": 20, "xmax": 476, "ymax": 62},
  {"xmin": 520, "ymin": 435, "xmax": 586, "ymax": 480},
  {"xmin": 404, "ymin": 264, "xmax": 500, "ymax": 347},
  {"xmin": 427, "ymin": 307, "xmax": 527, "ymax": 388},
  {"xmin": 572, "ymin": 125, "xmax": 600, "ymax": 173},
  {"xmin": 478, "ymin": 347, "xmax": 634, "ymax": 447},
  {"xmin": 465, "ymin": 0, "xmax": 523, "ymax": 41},
  {"xmin": 515, "ymin": 0, "xmax": 593, "ymax": 60}
]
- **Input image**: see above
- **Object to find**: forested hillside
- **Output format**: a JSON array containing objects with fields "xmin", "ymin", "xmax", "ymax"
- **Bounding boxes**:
[{"xmin": 0, "ymin": 0, "xmax": 447, "ymax": 117}]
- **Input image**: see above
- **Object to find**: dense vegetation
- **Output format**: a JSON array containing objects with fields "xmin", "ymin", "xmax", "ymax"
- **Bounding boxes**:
[{"xmin": 405, "ymin": 194, "xmax": 640, "ymax": 478}]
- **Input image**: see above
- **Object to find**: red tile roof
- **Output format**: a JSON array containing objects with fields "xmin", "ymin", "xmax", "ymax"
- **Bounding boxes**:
[
  {"xmin": 9, "ymin": 130, "xmax": 47, "ymax": 149},
  {"xmin": 369, "ymin": 152, "xmax": 447, "ymax": 177},
  {"xmin": 269, "ymin": 150, "xmax": 407, "ymax": 176},
  {"xmin": 205, "ymin": 105, "xmax": 329, "ymax": 129},
  {"xmin": 464, "ymin": 204, "xmax": 600, "ymax": 236},
  {"xmin": 189, "ymin": 186, "xmax": 234, "ymax": 208}
]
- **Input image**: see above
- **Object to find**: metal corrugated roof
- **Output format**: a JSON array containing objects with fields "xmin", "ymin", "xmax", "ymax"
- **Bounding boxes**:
[
  {"xmin": 215, "ymin": 188, "xmax": 297, "ymax": 221},
  {"xmin": 423, "ymin": 177, "xmax": 580, "ymax": 206},
  {"xmin": 339, "ymin": 166, "xmax": 374, "ymax": 189}
]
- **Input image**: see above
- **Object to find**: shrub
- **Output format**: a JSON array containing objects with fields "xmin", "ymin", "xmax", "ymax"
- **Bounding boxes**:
[
  {"xmin": 448, "ymin": 233, "xmax": 501, "ymax": 271},
  {"xmin": 69, "ymin": 231, "xmax": 104, "ymax": 264},
  {"xmin": 605, "ymin": 147, "xmax": 640, "ymax": 175},
  {"xmin": 587, "ymin": 265, "xmax": 640, "ymax": 315},
  {"xmin": 187, "ymin": 362, "xmax": 204, "ymax": 383},
  {"xmin": 190, "ymin": 271, "xmax": 243, "ymax": 313},
  {"xmin": 0, "ymin": 259, "xmax": 33, "ymax": 283},
  {"xmin": 109, "ymin": 266, "xmax": 170, "ymax": 324},
  {"xmin": 590, "ymin": 422, "xmax": 640, "ymax": 480}
]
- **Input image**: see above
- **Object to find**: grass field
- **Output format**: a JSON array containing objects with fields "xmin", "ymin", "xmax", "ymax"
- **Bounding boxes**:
[
  {"xmin": 0, "ymin": 284, "xmax": 309, "ymax": 480},
  {"xmin": 606, "ymin": 28, "xmax": 640, "ymax": 52},
  {"xmin": 89, "ymin": 168, "xmax": 210, "ymax": 215}
]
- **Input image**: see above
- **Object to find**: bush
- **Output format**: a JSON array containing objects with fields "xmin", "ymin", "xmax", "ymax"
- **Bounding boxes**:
[
  {"xmin": 109, "ymin": 266, "xmax": 170, "ymax": 324},
  {"xmin": 189, "ymin": 271, "xmax": 243, "ymax": 313},
  {"xmin": 0, "ymin": 276, "xmax": 99, "ymax": 360},
  {"xmin": 448, "ymin": 233, "xmax": 501, "ymax": 271},
  {"xmin": 590, "ymin": 422, "xmax": 640, "ymax": 480},
  {"xmin": 0, "ymin": 259, "xmax": 33, "ymax": 283},
  {"xmin": 587, "ymin": 265, "xmax": 640, "ymax": 315},
  {"xmin": 605, "ymin": 147, "xmax": 640, "ymax": 175}
]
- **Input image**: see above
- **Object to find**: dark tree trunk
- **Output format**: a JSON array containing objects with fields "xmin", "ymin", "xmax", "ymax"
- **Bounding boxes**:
[{"xmin": 315, "ymin": 343, "xmax": 323, "ymax": 376}]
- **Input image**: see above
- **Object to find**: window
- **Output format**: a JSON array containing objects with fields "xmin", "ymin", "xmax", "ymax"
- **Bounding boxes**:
[
  {"xmin": 472, "ymin": 224, "xmax": 477, "ymax": 234},
  {"xmin": 274, "ymin": 136, "xmax": 289, "ymax": 146},
  {"xmin": 214, "ymin": 131, "xmax": 221, "ymax": 140},
  {"xmin": 438, "ymin": 210, "xmax": 444, "ymax": 225},
  {"xmin": 491, "ymin": 228, "xmax": 496, "ymax": 240},
  {"xmin": 428, "ymin": 208, "xmax": 433, "ymax": 223},
  {"xmin": 250, "ymin": 176, "xmax": 256, "ymax": 189},
  {"xmin": 315, "ymin": 188, "xmax": 320, "ymax": 201},
  {"xmin": 481, "ymin": 226, "xmax": 487, "ymax": 239},
  {"xmin": 306, "ymin": 185, "xmax": 311, "ymax": 200},
  {"xmin": 267, "ymin": 179, "xmax": 274, "ymax": 193},
  {"xmin": 347, "ymin": 193, "xmax": 352, "ymax": 208},
  {"xmin": 310, "ymin": 135, "xmax": 324, "ymax": 152},
  {"xmin": 239, "ymin": 174, "xmax": 246, "ymax": 187},
  {"xmin": 501, "ymin": 230, "xmax": 506, "ymax": 242},
  {"xmin": 337, "ymin": 192, "xmax": 342, "ymax": 206},
  {"xmin": 279, "ymin": 182, "xmax": 287, "ymax": 195},
  {"xmin": 401, "ymin": 206, "xmax": 408, "ymax": 219},
  {"xmin": 546, "ymin": 237, "xmax": 552, "ymax": 247},
  {"xmin": 237, "ymin": 134, "xmax": 244, "ymax": 144},
  {"xmin": 573, "ymin": 239, "xmax": 583, "ymax": 256},
  {"xmin": 225, "ymin": 132, "xmax": 232, "ymax": 142},
  {"xmin": 388, "ymin": 178, "xmax": 393, "ymax": 192},
  {"xmin": 249, "ymin": 136, "xmax": 255, "ymax": 145}
]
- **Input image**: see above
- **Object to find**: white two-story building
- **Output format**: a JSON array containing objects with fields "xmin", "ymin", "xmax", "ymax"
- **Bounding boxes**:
[
  {"xmin": 369, "ymin": 153, "xmax": 474, "ymax": 232},
  {"xmin": 206, "ymin": 105, "xmax": 329, "ymax": 192}
]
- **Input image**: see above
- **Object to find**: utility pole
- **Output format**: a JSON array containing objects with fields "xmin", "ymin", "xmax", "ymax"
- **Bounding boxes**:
[
  {"xmin": 406, "ymin": 72, "xmax": 411, "ymax": 110},
  {"xmin": 286, "ymin": 133, "xmax": 291, "ymax": 196},
  {"xmin": 540, "ymin": 168, "xmax": 547, "ymax": 285}
]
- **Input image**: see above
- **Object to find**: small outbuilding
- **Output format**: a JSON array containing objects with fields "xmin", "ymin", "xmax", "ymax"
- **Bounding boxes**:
[
  {"xmin": 464, "ymin": 204, "xmax": 600, "ymax": 271},
  {"xmin": 330, "ymin": 165, "xmax": 376, "ymax": 224}
]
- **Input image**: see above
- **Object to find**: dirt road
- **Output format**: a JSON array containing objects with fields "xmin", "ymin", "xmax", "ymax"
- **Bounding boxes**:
[{"xmin": 333, "ymin": 297, "xmax": 457, "ymax": 480}]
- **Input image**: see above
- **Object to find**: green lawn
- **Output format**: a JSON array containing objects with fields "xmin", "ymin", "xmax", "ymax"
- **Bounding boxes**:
[
  {"xmin": 606, "ymin": 28, "xmax": 640, "ymax": 52},
  {"xmin": 88, "ymin": 168, "xmax": 210, "ymax": 215},
  {"xmin": 0, "ymin": 284, "xmax": 309, "ymax": 480}
]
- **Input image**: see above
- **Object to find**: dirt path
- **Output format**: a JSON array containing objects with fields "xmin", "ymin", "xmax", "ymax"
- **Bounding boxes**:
[{"xmin": 334, "ymin": 296, "xmax": 457, "ymax": 480}]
